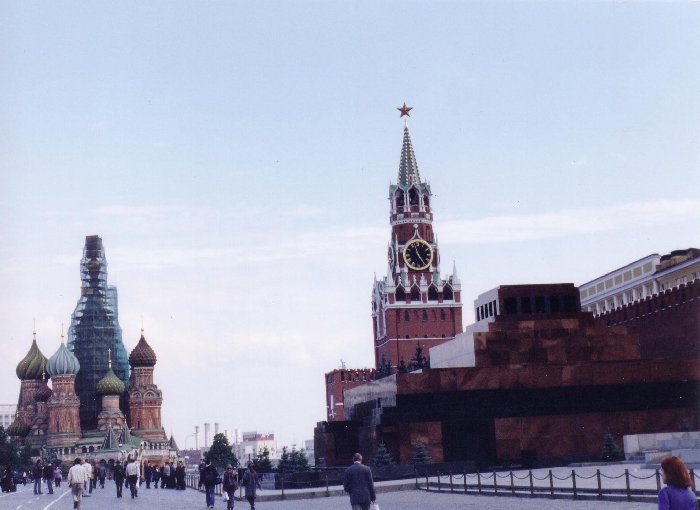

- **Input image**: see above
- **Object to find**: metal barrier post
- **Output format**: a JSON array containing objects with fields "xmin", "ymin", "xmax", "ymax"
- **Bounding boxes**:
[
  {"xmin": 463, "ymin": 467, "xmax": 467, "ymax": 494},
  {"xmin": 450, "ymin": 470, "xmax": 453, "ymax": 493},
  {"xmin": 281, "ymin": 475, "xmax": 285, "ymax": 498},
  {"xmin": 625, "ymin": 469, "xmax": 631, "ymax": 501},
  {"xmin": 477, "ymin": 471, "xmax": 482, "ymax": 494},
  {"xmin": 572, "ymin": 469, "xmax": 577, "ymax": 499},
  {"xmin": 691, "ymin": 469, "xmax": 696, "ymax": 492},
  {"xmin": 425, "ymin": 471, "xmax": 429, "ymax": 492},
  {"xmin": 493, "ymin": 471, "xmax": 498, "ymax": 494},
  {"xmin": 510, "ymin": 471, "xmax": 515, "ymax": 495},
  {"xmin": 325, "ymin": 475, "xmax": 329, "ymax": 496},
  {"xmin": 549, "ymin": 469, "xmax": 554, "ymax": 497},
  {"xmin": 415, "ymin": 468, "xmax": 418, "ymax": 490},
  {"xmin": 529, "ymin": 470, "xmax": 534, "ymax": 496},
  {"xmin": 656, "ymin": 469, "xmax": 661, "ymax": 492},
  {"xmin": 597, "ymin": 469, "xmax": 602, "ymax": 498}
]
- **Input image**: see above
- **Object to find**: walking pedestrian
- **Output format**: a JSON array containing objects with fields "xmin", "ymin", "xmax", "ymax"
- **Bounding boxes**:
[
  {"xmin": 89, "ymin": 460, "xmax": 97, "ymax": 492},
  {"xmin": 343, "ymin": 453, "xmax": 376, "ymax": 510},
  {"xmin": 98, "ymin": 460, "xmax": 107, "ymax": 488},
  {"xmin": 68, "ymin": 458, "xmax": 87, "ymax": 510},
  {"xmin": 153, "ymin": 464, "xmax": 161, "ymax": 488},
  {"xmin": 33, "ymin": 460, "xmax": 43, "ymax": 494},
  {"xmin": 81, "ymin": 459, "xmax": 92, "ymax": 496},
  {"xmin": 43, "ymin": 462, "xmax": 54, "ymax": 494},
  {"xmin": 222, "ymin": 464, "xmax": 239, "ymax": 509},
  {"xmin": 125, "ymin": 459, "xmax": 139, "ymax": 499},
  {"xmin": 240, "ymin": 463, "xmax": 262, "ymax": 510},
  {"xmin": 658, "ymin": 455, "xmax": 697, "ymax": 510},
  {"xmin": 144, "ymin": 463, "xmax": 152, "ymax": 488},
  {"xmin": 113, "ymin": 460, "xmax": 125, "ymax": 498},
  {"xmin": 201, "ymin": 458, "xmax": 219, "ymax": 509},
  {"xmin": 53, "ymin": 465, "xmax": 62, "ymax": 488},
  {"xmin": 175, "ymin": 460, "xmax": 186, "ymax": 490}
]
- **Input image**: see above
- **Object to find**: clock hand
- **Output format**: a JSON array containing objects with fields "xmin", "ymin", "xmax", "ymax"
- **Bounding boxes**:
[{"xmin": 416, "ymin": 251, "xmax": 426, "ymax": 264}]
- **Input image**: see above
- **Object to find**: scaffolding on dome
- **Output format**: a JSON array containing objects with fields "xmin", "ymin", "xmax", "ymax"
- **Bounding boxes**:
[{"xmin": 67, "ymin": 235, "xmax": 130, "ymax": 430}]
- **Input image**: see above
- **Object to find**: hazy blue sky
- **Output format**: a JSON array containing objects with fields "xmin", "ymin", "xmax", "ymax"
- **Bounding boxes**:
[{"xmin": 1, "ymin": 1, "xmax": 698, "ymax": 449}]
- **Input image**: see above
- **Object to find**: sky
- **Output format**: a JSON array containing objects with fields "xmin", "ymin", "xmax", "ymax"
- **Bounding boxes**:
[{"xmin": 1, "ymin": 1, "xmax": 699, "ymax": 450}]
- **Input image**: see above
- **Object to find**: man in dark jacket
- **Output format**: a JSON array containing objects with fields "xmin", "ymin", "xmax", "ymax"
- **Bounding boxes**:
[
  {"xmin": 201, "ymin": 459, "xmax": 219, "ymax": 509},
  {"xmin": 343, "ymin": 453, "xmax": 376, "ymax": 510},
  {"xmin": 42, "ymin": 463, "xmax": 54, "ymax": 494},
  {"xmin": 113, "ymin": 461, "xmax": 125, "ymax": 498}
]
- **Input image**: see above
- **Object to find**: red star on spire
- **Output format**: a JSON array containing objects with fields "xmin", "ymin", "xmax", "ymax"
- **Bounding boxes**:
[{"xmin": 397, "ymin": 102, "xmax": 413, "ymax": 118}]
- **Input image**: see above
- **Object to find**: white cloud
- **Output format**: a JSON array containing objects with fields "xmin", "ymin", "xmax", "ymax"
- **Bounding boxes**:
[{"xmin": 440, "ymin": 199, "xmax": 700, "ymax": 245}]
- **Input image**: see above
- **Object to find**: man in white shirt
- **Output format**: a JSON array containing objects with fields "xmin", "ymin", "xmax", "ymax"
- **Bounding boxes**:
[
  {"xmin": 67, "ymin": 458, "xmax": 88, "ymax": 510},
  {"xmin": 125, "ymin": 460, "xmax": 140, "ymax": 499}
]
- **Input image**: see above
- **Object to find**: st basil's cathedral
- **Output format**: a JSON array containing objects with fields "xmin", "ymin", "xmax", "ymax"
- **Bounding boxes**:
[{"xmin": 7, "ymin": 235, "xmax": 177, "ymax": 467}]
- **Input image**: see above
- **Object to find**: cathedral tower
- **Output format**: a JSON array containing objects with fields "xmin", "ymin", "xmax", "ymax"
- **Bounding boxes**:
[
  {"xmin": 127, "ymin": 331, "xmax": 166, "ymax": 441},
  {"xmin": 96, "ymin": 352, "xmax": 127, "ymax": 432},
  {"xmin": 15, "ymin": 332, "xmax": 48, "ymax": 429},
  {"xmin": 372, "ymin": 107, "xmax": 463, "ymax": 371},
  {"xmin": 46, "ymin": 339, "xmax": 82, "ymax": 446},
  {"xmin": 68, "ymin": 235, "xmax": 129, "ymax": 429}
]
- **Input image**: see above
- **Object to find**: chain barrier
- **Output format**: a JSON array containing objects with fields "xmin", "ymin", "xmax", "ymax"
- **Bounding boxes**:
[{"xmin": 419, "ymin": 466, "xmax": 700, "ymax": 503}]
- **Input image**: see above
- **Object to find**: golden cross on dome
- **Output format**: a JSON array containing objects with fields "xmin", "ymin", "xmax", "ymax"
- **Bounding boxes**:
[{"xmin": 397, "ymin": 102, "xmax": 413, "ymax": 118}]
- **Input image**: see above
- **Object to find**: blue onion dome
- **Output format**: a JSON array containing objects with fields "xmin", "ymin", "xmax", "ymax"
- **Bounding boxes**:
[
  {"xmin": 16, "ymin": 335, "xmax": 47, "ymax": 381},
  {"xmin": 6, "ymin": 415, "xmax": 30, "ymax": 437},
  {"xmin": 97, "ymin": 363, "xmax": 125, "ymax": 395},
  {"xmin": 46, "ymin": 342, "xmax": 80, "ymax": 377},
  {"xmin": 129, "ymin": 333, "xmax": 157, "ymax": 368}
]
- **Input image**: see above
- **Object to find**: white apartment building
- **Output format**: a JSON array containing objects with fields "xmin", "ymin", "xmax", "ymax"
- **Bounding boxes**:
[
  {"xmin": 0, "ymin": 404, "xmax": 17, "ymax": 430},
  {"xmin": 580, "ymin": 248, "xmax": 700, "ymax": 316},
  {"xmin": 232, "ymin": 431, "xmax": 278, "ymax": 465}
]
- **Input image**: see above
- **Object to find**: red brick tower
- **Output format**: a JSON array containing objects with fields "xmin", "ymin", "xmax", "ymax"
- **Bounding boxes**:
[
  {"xmin": 46, "ymin": 339, "xmax": 82, "ymax": 446},
  {"xmin": 128, "ymin": 331, "xmax": 166, "ymax": 441},
  {"xmin": 15, "ymin": 331, "xmax": 49, "ymax": 429},
  {"xmin": 373, "ymin": 108, "xmax": 463, "ymax": 371}
]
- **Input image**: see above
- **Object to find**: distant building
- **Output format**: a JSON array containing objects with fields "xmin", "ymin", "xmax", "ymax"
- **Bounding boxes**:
[
  {"xmin": 232, "ymin": 431, "xmax": 278, "ymax": 465},
  {"xmin": 0, "ymin": 404, "xmax": 17, "ymax": 430},
  {"xmin": 579, "ymin": 248, "xmax": 700, "ymax": 315}
]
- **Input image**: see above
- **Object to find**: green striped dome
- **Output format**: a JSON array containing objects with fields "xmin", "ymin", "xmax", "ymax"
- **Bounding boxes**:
[
  {"xmin": 96, "ymin": 365, "xmax": 125, "ymax": 395},
  {"xmin": 16, "ymin": 338, "xmax": 47, "ymax": 381},
  {"xmin": 6, "ymin": 415, "xmax": 30, "ymax": 437}
]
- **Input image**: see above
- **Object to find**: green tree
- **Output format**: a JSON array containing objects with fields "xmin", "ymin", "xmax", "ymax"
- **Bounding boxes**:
[
  {"xmin": 204, "ymin": 433, "xmax": 239, "ymax": 470},
  {"xmin": 0, "ymin": 426, "xmax": 19, "ymax": 469},
  {"xmin": 601, "ymin": 432, "xmax": 623, "ymax": 462},
  {"xmin": 372, "ymin": 442, "xmax": 395, "ymax": 467},
  {"xmin": 276, "ymin": 446, "xmax": 311, "ymax": 473},
  {"xmin": 252, "ymin": 446, "xmax": 273, "ymax": 473},
  {"xmin": 376, "ymin": 355, "xmax": 392, "ymax": 378},
  {"xmin": 397, "ymin": 359, "xmax": 409, "ymax": 373},
  {"xmin": 410, "ymin": 342, "xmax": 429, "ymax": 370},
  {"xmin": 411, "ymin": 441, "xmax": 432, "ymax": 465}
]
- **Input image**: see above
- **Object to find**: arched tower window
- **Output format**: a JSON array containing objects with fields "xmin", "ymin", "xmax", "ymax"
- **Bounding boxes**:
[
  {"xmin": 440, "ymin": 309, "xmax": 445, "ymax": 321},
  {"xmin": 396, "ymin": 287, "xmax": 406, "ymax": 302},
  {"xmin": 395, "ymin": 190, "xmax": 405, "ymax": 209},
  {"xmin": 422, "ymin": 310, "xmax": 428, "ymax": 321},
  {"xmin": 404, "ymin": 310, "xmax": 410, "ymax": 322},
  {"xmin": 410, "ymin": 286, "xmax": 420, "ymax": 302},
  {"xmin": 428, "ymin": 285, "xmax": 439, "ymax": 301},
  {"xmin": 443, "ymin": 286, "xmax": 454, "ymax": 300},
  {"xmin": 408, "ymin": 188, "xmax": 419, "ymax": 206}
]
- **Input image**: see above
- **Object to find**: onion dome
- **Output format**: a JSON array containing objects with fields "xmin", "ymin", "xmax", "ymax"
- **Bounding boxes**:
[
  {"xmin": 46, "ymin": 342, "xmax": 80, "ymax": 377},
  {"xmin": 129, "ymin": 332, "xmax": 157, "ymax": 367},
  {"xmin": 97, "ymin": 363, "xmax": 126, "ymax": 395},
  {"xmin": 6, "ymin": 415, "xmax": 30, "ymax": 437},
  {"xmin": 16, "ymin": 334, "xmax": 47, "ymax": 381}
]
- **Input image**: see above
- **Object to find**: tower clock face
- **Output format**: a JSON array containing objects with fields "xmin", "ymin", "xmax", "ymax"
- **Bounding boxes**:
[{"xmin": 402, "ymin": 239, "xmax": 433, "ymax": 270}]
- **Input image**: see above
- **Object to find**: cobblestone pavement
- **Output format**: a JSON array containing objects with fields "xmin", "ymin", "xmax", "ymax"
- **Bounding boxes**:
[{"xmin": 0, "ymin": 482, "xmax": 658, "ymax": 510}]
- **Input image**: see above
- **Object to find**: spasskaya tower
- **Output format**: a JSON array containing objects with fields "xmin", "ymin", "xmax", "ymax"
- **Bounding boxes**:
[{"xmin": 372, "ymin": 104, "xmax": 463, "ymax": 372}]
